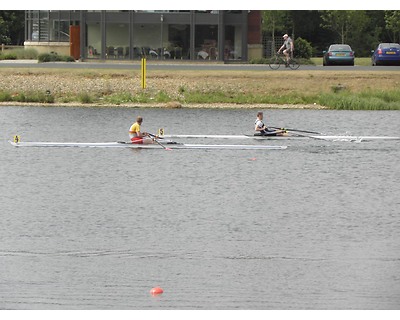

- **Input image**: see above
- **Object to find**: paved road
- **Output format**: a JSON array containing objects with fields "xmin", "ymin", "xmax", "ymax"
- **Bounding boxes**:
[{"xmin": 0, "ymin": 60, "xmax": 399, "ymax": 71}]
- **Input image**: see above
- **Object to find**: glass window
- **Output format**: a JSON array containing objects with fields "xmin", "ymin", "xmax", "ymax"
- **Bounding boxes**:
[
  {"xmin": 168, "ymin": 24, "xmax": 190, "ymax": 59},
  {"xmin": 50, "ymin": 20, "xmax": 70, "ymax": 42},
  {"xmin": 195, "ymin": 25, "xmax": 218, "ymax": 60},
  {"xmin": 225, "ymin": 25, "xmax": 242, "ymax": 60},
  {"xmin": 105, "ymin": 22, "xmax": 129, "ymax": 59},
  {"xmin": 87, "ymin": 22, "xmax": 102, "ymax": 59}
]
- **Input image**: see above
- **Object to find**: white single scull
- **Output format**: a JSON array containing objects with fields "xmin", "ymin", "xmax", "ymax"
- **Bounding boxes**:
[
  {"xmin": 160, "ymin": 134, "xmax": 400, "ymax": 141},
  {"xmin": 8, "ymin": 141, "xmax": 287, "ymax": 150},
  {"xmin": 162, "ymin": 134, "xmax": 304, "ymax": 140}
]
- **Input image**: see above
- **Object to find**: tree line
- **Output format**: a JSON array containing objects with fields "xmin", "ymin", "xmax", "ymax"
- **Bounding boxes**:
[
  {"xmin": 0, "ymin": 11, "xmax": 24, "ymax": 45},
  {"xmin": 262, "ymin": 10, "xmax": 400, "ymax": 57}
]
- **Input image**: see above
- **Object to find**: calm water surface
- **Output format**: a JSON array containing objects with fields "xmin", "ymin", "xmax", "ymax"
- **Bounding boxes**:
[{"xmin": 1, "ymin": 106, "xmax": 399, "ymax": 309}]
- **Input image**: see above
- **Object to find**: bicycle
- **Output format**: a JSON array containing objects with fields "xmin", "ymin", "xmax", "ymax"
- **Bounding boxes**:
[{"xmin": 268, "ymin": 52, "xmax": 300, "ymax": 70}]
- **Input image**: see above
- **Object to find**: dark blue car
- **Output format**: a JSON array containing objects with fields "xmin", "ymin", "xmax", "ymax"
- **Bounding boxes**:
[{"xmin": 371, "ymin": 43, "xmax": 400, "ymax": 66}]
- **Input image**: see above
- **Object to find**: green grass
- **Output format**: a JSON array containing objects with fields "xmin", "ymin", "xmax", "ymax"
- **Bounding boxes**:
[
  {"xmin": 0, "ymin": 90, "xmax": 54, "ymax": 103},
  {"xmin": 317, "ymin": 89, "xmax": 400, "ymax": 110},
  {"xmin": 182, "ymin": 88, "xmax": 400, "ymax": 110},
  {"xmin": 38, "ymin": 52, "xmax": 75, "ymax": 62},
  {"xmin": 0, "ymin": 48, "xmax": 38, "ymax": 60},
  {"xmin": 1, "ymin": 87, "xmax": 399, "ymax": 110},
  {"xmin": 249, "ymin": 57, "xmax": 315, "ymax": 65},
  {"xmin": 250, "ymin": 57, "xmax": 372, "ymax": 66},
  {"xmin": 78, "ymin": 92, "xmax": 94, "ymax": 104},
  {"xmin": 310, "ymin": 57, "xmax": 372, "ymax": 66},
  {"xmin": 1, "ymin": 67, "xmax": 399, "ymax": 110},
  {"xmin": 103, "ymin": 92, "xmax": 152, "ymax": 104}
]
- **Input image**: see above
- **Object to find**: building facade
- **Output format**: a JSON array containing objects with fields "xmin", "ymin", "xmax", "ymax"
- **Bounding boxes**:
[{"xmin": 24, "ymin": 10, "xmax": 262, "ymax": 62}]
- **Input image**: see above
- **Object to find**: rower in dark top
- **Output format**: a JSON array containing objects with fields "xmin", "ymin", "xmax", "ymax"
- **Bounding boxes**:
[{"xmin": 254, "ymin": 112, "xmax": 286, "ymax": 136}]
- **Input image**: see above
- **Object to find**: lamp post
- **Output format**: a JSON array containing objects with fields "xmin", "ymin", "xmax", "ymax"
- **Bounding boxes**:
[{"xmin": 160, "ymin": 14, "xmax": 164, "ymax": 59}]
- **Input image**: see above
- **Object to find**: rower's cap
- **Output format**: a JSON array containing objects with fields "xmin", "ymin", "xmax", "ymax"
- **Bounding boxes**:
[{"xmin": 283, "ymin": 34, "xmax": 288, "ymax": 38}]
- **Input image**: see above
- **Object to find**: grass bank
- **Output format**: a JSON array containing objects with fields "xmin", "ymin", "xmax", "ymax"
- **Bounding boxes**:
[
  {"xmin": 310, "ymin": 57, "xmax": 373, "ymax": 66},
  {"xmin": 0, "ymin": 67, "xmax": 399, "ymax": 110}
]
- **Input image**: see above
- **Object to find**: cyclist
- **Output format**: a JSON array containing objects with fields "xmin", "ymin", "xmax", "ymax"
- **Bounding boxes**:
[{"xmin": 278, "ymin": 34, "xmax": 294, "ymax": 67}]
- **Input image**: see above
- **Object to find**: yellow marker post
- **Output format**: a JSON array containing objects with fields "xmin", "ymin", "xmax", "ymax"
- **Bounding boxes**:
[{"xmin": 141, "ymin": 57, "xmax": 146, "ymax": 89}]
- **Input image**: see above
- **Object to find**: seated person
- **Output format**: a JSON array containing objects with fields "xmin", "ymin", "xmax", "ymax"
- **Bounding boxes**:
[
  {"xmin": 198, "ymin": 50, "xmax": 209, "ymax": 59},
  {"xmin": 149, "ymin": 49, "xmax": 158, "ymax": 58},
  {"xmin": 254, "ymin": 111, "xmax": 286, "ymax": 136},
  {"xmin": 129, "ymin": 116, "xmax": 154, "ymax": 144}
]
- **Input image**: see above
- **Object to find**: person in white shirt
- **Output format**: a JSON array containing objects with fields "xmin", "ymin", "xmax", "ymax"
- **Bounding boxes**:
[
  {"xmin": 278, "ymin": 34, "xmax": 294, "ymax": 66},
  {"xmin": 254, "ymin": 112, "xmax": 286, "ymax": 136}
]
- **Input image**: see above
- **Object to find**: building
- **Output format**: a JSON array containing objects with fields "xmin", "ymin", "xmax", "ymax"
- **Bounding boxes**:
[{"xmin": 24, "ymin": 10, "xmax": 262, "ymax": 62}]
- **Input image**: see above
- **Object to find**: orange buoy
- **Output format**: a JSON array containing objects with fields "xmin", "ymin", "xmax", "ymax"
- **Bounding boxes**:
[{"xmin": 150, "ymin": 287, "xmax": 164, "ymax": 296}]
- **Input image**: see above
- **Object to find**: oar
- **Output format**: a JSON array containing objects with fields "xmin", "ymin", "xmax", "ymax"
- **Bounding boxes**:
[
  {"xmin": 147, "ymin": 133, "xmax": 172, "ymax": 150},
  {"xmin": 271, "ymin": 127, "xmax": 321, "ymax": 135},
  {"xmin": 284, "ymin": 131, "xmax": 320, "ymax": 139}
]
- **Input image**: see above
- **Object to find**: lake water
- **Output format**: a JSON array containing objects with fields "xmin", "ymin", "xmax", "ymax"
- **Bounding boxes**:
[{"xmin": 1, "ymin": 106, "xmax": 399, "ymax": 310}]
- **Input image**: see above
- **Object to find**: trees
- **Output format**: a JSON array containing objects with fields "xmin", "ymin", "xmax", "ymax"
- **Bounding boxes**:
[
  {"xmin": 261, "ymin": 11, "xmax": 288, "ymax": 48},
  {"xmin": 262, "ymin": 10, "xmax": 398, "ymax": 57},
  {"xmin": 385, "ymin": 11, "xmax": 400, "ymax": 43},
  {"xmin": 319, "ymin": 11, "xmax": 370, "ymax": 47},
  {"xmin": 0, "ymin": 15, "xmax": 11, "ymax": 44},
  {"xmin": 320, "ymin": 11, "xmax": 352, "ymax": 44},
  {"xmin": 294, "ymin": 38, "xmax": 312, "ymax": 59},
  {"xmin": 0, "ymin": 11, "xmax": 25, "ymax": 45}
]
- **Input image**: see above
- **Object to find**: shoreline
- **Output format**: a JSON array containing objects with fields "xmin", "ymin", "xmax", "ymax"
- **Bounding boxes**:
[
  {"xmin": 0, "ymin": 101, "xmax": 326, "ymax": 109},
  {"xmin": 2, "ymin": 66, "xmax": 399, "ymax": 110}
]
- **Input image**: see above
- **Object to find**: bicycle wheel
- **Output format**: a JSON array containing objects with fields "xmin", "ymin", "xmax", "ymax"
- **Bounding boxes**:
[
  {"xmin": 288, "ymin": 58, "xmax": 300, "ymax": 70},
  {"xmin": 268, "ymin": 55, "xmax": 281, "ymax": 70}
]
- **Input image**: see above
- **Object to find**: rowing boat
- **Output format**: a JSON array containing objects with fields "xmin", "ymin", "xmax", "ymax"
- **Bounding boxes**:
[
  {"xmin": 161, "ymin": 134, "xmax": 305, "ymax": 140},
  {"xmin": 306, "ymin": 135, "xmax": 400, "ymax": 142},
  {"xmin": 8, "ymin": 141, "xmax": 287, "ymax": 150},
  {"xmin": 160, "ymin": 134, "xmax": 400, "ymax": 141}
]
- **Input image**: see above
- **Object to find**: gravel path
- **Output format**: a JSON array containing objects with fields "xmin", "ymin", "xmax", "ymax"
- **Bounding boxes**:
[{"xmin": 1, "ymin": 69, "xmax": 325, "ymax": 109}]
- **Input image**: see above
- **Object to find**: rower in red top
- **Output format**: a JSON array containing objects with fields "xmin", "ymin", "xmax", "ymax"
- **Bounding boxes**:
[{"xmin": 129, "ymin": 116, "xmax": 153, "ymax": 144}]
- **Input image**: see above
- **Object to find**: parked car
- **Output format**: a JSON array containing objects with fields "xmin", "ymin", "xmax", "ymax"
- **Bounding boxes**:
[
  {"xmin": 323, "ymin": 44, "xmax": 355, "ymax": 66},
  {"xmin": 371, "ymin": 43, "xmax": 400, "ymax": 66}
]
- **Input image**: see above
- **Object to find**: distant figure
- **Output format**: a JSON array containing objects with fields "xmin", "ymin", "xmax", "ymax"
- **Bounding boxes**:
[
  {"xmin": 149, "ymin": 49, "xmax": 158, "ymax": 58},
  {"xmin": 254, "ymin": 112, "xmax": 285, "ymax": 136},
  {"xmin": 163, "ymin": 48, "xmax": 171, "ymax": 59},
  {"xmin": 278, "ymin": 34, "xmax": 294, "ymax": 66},
  {"xmin": 198, "ymin": 50, "xmax": 209, "ymax": 59},
  {"xmin": 129, "ymin": 116, "xmax": 153, "ymax": 144}
]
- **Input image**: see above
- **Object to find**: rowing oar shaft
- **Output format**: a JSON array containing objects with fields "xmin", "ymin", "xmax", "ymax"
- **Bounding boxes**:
[
  {"xmin": 147, "ymin": 133, "xmax": 171, "ymax": 150},
  {"xmin": 271, "ymin": 127, "xmax": 321, "ymax": 135}
]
